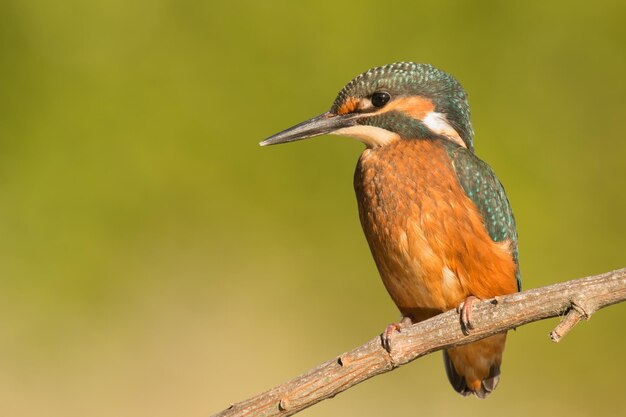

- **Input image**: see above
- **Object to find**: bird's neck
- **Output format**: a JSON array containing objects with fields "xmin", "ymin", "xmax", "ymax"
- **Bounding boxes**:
[{"xmin": 361, "ymin": 113, "xmax": 441, "ymax": 142}]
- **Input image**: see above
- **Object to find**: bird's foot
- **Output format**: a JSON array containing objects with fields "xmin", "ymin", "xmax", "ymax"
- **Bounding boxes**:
[
  {"xmin": 458, "ymin": 296, "xmax": 478, "ymax": 334},
  {"xmin": 381, "ymin": 316, "xmax": 413, "ymax": 352}
]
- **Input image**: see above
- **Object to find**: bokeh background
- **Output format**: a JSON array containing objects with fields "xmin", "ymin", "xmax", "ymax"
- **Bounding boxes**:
[{"xmin": 1, "ymin": 1, "xmax": 625, "ymax": 416}]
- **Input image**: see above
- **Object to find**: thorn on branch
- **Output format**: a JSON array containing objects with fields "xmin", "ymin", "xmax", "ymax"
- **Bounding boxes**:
[
  {"xmin": 278, "ymin": 397, "xmax": 290, "ymax": 411},
  {"xmin": 550, "ymin": 301, "xmax": 592, "ymax": 343},
  {"xmin": 337, "ymin": 354, "xmax": 349, "ymax": 366}
]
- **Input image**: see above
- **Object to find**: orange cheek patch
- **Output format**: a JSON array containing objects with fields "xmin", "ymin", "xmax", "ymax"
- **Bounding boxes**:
[
  {"xmin": 383, "ymin": 96, "xmax": 435, "ymax": 119},
  {"xmin": 336, "ymin": 97, "xmax": 359, "ymax": 115}
]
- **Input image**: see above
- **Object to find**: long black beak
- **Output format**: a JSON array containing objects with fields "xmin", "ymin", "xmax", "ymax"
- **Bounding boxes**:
[{"xmin": 259, "ymin": 112, "xmax": 357, "ymax": 146}]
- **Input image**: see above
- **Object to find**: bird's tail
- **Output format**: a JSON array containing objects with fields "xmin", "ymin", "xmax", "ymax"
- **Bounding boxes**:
[{"xmin": 443, "ymin": 332, "xmax": 507, "ymax": 398}]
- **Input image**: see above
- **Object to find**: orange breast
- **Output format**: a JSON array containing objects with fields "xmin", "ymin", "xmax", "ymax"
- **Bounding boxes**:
[{"xmin": 354, "ymin": 139, "xmax": 518, "ymax": 322}]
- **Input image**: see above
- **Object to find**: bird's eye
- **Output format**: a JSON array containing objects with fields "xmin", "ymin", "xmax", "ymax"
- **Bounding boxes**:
[{"xmin": 371, "ymin": 91, "xmax": 391, "ymax": 108}]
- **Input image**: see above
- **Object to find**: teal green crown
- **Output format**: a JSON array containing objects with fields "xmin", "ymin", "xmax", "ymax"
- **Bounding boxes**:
[{"xmin": 331, "ymin": 62, "xmax": 475, "ymax": 151}]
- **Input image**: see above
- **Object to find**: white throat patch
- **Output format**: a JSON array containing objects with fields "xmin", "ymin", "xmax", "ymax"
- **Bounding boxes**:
[{"xmin": 334, "ymin": 125, "xmax": 400, "ymax": 148}]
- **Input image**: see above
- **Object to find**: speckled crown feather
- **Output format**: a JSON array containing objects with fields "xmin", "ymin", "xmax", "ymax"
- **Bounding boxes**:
[{"xmin": 331, "ymin": 62, "xmax": 475, "ymax": 151}]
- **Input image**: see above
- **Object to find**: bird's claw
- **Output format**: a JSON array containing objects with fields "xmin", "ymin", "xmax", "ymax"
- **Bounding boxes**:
[
  {"xmin": 458, "ymin": 296, "xmax": 478, "ymax": 333},
  {"xmin": 381, "ymin": 316, "xmax": 412, "ymax": 352},
  {"xmin": 382, "ymin": 323, "xmax": 401, "ymax": 352}
]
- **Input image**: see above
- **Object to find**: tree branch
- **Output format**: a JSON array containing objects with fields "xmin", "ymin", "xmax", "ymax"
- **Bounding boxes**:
[{"xmin": 212, "ymin": 268, "xmax": 626, "ymax": 417}]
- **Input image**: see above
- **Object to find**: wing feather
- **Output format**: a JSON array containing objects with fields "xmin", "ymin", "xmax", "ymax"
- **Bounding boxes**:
[{"xmin": 444, "ymin": 142, "xmax": 521, "ymax": 291}]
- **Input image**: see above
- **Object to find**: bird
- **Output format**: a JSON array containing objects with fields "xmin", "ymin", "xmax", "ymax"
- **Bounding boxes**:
[{"xmin": 260, "ymin": 62, "xmax": 520, "ymax": 398}]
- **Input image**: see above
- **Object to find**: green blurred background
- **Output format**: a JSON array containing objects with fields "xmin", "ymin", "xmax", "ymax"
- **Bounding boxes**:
[{"xmin": 1, "ymin": 1, "xmax": 625, "ymax": 416}]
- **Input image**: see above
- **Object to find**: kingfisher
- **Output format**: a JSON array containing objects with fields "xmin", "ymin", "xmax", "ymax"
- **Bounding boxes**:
[{"xmin": 260, "ymin": 62, "xmax": 520, "ymax": 398}]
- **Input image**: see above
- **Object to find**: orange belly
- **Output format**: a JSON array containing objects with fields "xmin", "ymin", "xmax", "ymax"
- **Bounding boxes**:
[{"xmin": 354, "ymin": 139, "xmax": 518, "ymax": 322}]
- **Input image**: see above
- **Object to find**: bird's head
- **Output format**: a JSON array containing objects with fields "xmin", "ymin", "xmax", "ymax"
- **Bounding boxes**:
[{"xmin": 261, "ymin": 62, "xmax": 474, "ymax": 151}]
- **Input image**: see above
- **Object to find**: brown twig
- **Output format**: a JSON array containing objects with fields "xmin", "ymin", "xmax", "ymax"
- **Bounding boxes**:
[{"xmin": 212, "ymin": 268, "xmax": 626, "ymax": 417}]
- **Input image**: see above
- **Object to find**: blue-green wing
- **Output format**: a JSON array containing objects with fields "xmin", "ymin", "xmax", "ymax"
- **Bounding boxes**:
[{"xmin": 445, "ymin": 143, "xmax": 521, "ymax": 291}]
